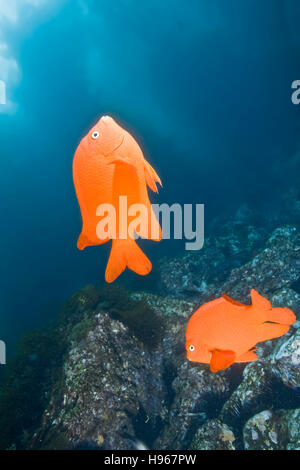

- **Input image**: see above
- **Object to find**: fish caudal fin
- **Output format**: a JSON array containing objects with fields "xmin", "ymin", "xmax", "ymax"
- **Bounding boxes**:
[
  {"xmin": 258, "ymin": 323, "xmax": 290, "ymax": 342},
  {"xmin": 266, "ymin": 307, "xmax": 296, "ymax": 326},
  {"xmin": 210, "ymin": 349, "xmax": 236, "ymax": 373},
  {"xmin": 105, "ymin": 239, "xmax": 152, "ymax": 283},
  {"xmin": 251, "ymin": 289, "xmax": 296, "ymax": 326}
]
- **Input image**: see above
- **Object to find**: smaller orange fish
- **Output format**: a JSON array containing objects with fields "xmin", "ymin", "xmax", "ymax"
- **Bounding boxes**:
[{"xmin": 186, "ymin": 289, "xmax": 296, "ymax": 373}]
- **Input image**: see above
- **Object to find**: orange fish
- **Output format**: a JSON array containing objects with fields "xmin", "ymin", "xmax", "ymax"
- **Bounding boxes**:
[
  {"xmin": 73, "ymin": 116, "xmax": 162, "ymax": 282},
  {"xmin": 186, "ymin": 289, "xmax": 296, "ymax": 373}
]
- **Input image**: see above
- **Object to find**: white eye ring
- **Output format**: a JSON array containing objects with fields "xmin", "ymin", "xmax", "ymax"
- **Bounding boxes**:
[
  {"xmin": 189, "ymin": 345, "xmax": 195, "ymax": 351},
  {"xmin": 92, "ymin": 131, "xmax": 99, "ymax": 139}
]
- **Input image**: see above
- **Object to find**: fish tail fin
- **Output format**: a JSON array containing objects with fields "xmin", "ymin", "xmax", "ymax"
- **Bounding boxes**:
[
  {"xmin": 266, "ymin": 307, "xmax": 296, "ymax": 326},
  {"xmin": 105, "ymin": 239, "xmax": 152, "ymax": 283},
  {"xmin": 251, "ymin": 289, "xmax": 296, "ymax": 326},
  {"xmin": 258, "ymin": 323, "xmax": 290, "ymax": 342}
]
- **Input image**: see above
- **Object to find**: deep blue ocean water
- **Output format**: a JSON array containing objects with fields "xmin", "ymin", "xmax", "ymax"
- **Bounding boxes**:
[{"xmin": 0, "ymin": 0, "xmax": 300, "ymax": 355}]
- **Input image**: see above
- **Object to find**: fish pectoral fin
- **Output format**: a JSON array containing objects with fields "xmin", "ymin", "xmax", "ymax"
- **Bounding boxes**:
[
  {"xmin": 209, "ymin": 349, "xmax": 236, "ymax": 373},
  {"xmin": 145, "ymin": 169, "xmax": 158, "ymax": 193},
  {"xmin": 144, "ymin": 160, "xmax": 162, "ymax": 193},
  {"xmin": 236, "ymin": 349, "xmax": 258, "ymax": 363},
  {"xmin": 106, "ymin": 155, "xmax": 137, "ymax": 168}
]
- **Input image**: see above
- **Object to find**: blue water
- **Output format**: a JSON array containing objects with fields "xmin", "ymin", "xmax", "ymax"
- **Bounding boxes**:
[{"xmin": 0, "ymin": 0, "xmax": 300, "ymax": 353}]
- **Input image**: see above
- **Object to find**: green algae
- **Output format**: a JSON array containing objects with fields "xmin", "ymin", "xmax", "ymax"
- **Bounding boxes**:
[
  {"xmin": 59, "ymin": 284, "xmax": 100, "ymax": 322},
  {"xmin": 0, "ymin": 330, "xmax": 66, "ymax": 450}
]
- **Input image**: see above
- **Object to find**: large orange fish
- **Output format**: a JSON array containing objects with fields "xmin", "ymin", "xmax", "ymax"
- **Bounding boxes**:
[
  {"xmin": 186, "ymin": 289, "xmax": 296, "ymax": 373},
  {"xmin": 73, "ymin": 116, "xmax": 162, "ymax": 282}
]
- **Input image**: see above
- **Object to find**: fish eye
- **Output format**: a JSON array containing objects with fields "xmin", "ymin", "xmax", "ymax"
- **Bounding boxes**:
[
  {"xmin": 189, "ymin": 345, "xmax": 195, "ymax": 352},
  {"xmin": 91, "ymin": 131, "xmax": 100, "ymax": 139}
]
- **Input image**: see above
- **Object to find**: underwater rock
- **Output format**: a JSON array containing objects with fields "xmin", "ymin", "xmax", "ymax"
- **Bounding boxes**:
[
  {"xmin": 159, "ymin": 225, "xmax": 300, "ymax": 304},
  {"xmin": 132, "ymin": 292, "xmax": 194, "ymax": 370},
  {"xmin": 189, "ymin": 419, "xmax": 236, "ymax": 450},
  {"xmin": 34, "ymin": 312, "xmax": 167, "ymax": 450},
  {"xmin": 158, "ymin": 220, "xmax": 268, "ymax": 301},
  {"xmin": 222, "ymin": 226, "xmax": 300, "ymax": 301},
  {"xmin": 243, "ymin": 408, "xmax": 300, "ymax": 450},
  {"xmin": 4, "ymin": 215, "xmax": 300, "ymax": 450},
  {"xmin": 154, "ymin": 361, "xmax": 230, "ymax": 450},
  {"xmin": 270, "ymin": 327, "xmax": 300, "ymax": 389},
  {"xmin": 219, "ymin": 362, "xmax": 275, "ymax": 428}
]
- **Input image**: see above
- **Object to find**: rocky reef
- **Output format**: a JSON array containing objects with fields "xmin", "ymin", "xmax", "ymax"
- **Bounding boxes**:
[{"xmin": 0, "ymin": 207, "xmax": 299, "ymax": 450}]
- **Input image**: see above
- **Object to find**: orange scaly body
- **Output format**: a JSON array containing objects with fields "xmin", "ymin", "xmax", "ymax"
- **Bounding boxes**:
[{"xmin": 73, "ymin": 116, "xmax": 162, "ymax": 282}]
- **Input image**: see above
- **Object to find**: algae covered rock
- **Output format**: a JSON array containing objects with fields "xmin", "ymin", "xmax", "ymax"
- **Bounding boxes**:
[
  {"xmin": 270, "ymin": 327, "xmax": 300, "ymax": 389},
  {"xmin": 243, "ymin": 409, "xmax": 300, "ymax": 450},
  {"xmin": 35, "ymin": 311, "xmax": 167, "ymax": 450},
  {"xmin": 221, "ymin": 226, "xmax": 300, "ymax": 302},
  {"xmin": 1, "ymin": 214, "xmax": 299, "ymax": 450},
  {"xmin": 190, "ymin": 419, "xmax": 236, "ymax": 450},
  {"xmin": 154, "ymin": 361, "xmax": 230, "ymax": 450},
  {"xmin": 220, "ymin": 362, "xmax": 274, "ymax": 428}
]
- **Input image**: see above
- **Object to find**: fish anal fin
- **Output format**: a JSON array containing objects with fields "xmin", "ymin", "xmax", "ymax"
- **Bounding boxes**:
[
  {"xmin": 258, "ymin": 323, "xmax": 290, "ymax": 342},
  {"xmin": 236, "ymin": 349, "xmax": 258, "ymax": 363},
  {"xmin": 106, "ymin": 154, "xmax": 138, "ymax": 168},
  {"xmin": 251, "ymin": 289, "xmax": 272, "ymax": 310},
  {"xmin": 210, "ymin": 349, "xmax": 236, "ymax": 373},
  {"xmin": 222, "ymin": 293, "xmax": 245, "ymax": 307},
  {"xmin": 77, "ymin": 232, "xmax": 109, "ymax": 250},
  {"xmin": 266, "ymin": 307, "xmax": 296, "ymax": 326}
]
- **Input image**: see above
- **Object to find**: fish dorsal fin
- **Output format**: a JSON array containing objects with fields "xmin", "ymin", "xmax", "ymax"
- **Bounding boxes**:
[
  {"xmin": 210, "ymin": 349, "xmax": 236, "ymax": 373},
  {"xmin": 144, "ymin": 160, "xmax": 162, "ymax": 193},
  {"xmin": 222, "ymin": 293, "xmax": 245, "ymax": 307},
  {"xmin": 250, "ymin": 289, "xmax": 272, "ymax": 310}
]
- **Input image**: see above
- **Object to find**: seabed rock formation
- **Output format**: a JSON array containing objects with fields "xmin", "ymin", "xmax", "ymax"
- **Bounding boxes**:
[{"xmin": 0, "ymin": 208, "xmax": 299, "ymax": 450}]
